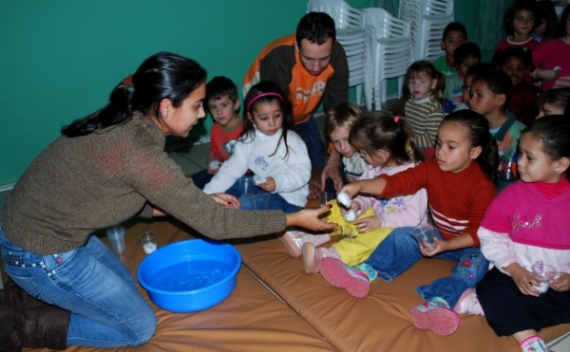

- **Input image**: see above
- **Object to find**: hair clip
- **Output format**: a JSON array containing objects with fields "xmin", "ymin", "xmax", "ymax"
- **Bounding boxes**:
[{"xmin": 394, "ymin": 115, "xmax": 400, "ymax": 123}]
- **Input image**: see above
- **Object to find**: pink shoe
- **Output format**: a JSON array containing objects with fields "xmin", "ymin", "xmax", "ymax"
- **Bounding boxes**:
[
  {"xmin": 279, "ymin": 230, "xmax": 331, "ymax": 258},
  {"xmin": 320, "ymin": 258, "xmax": 370, "ymax": 298},
  {"xmin": 411, "ymin": 301, "xmax": 461, "ymax": 336},
  {"xmin": 454, "ymin": 289, "xmax": 485, "ymax": 316}
]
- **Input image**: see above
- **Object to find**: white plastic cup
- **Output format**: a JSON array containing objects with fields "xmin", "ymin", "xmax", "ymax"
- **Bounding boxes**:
[
  {"xmin": 139, "ymin": 232, "xmax": 158, "ymax": 254},
  {"xmin": 411, "ymin": 224, "xmax": 437, "ymax": 251},
  {"xmin": 499, "ymin": 156, "xmax": 514, "ymax": 181},
  {"xmin": 106, "ymin": 226, "xmax": 126, "ymax": 254},
  {"xmin": 532, "ymin": 264, "xmax": 557, "ymax": 293},
  {"xmin": 240, "ymin": 174, "xmax": 255, "ymax": 194}
]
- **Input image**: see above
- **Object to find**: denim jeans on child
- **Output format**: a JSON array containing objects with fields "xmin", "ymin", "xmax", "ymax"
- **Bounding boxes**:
[
  {"xmin": 295, "ymin": 115, "xmax": 326, "ymax": 169},
  {"xmin": 224, "ymin": 175, "xmax": 301, "ymax": 213},
  {"xmin": 362, "ymin": 226, "xmax": 489, "ymax": 307},
  {"xmin": 0, "ymin": 228, "xmax": 156, "ymax": 347}
]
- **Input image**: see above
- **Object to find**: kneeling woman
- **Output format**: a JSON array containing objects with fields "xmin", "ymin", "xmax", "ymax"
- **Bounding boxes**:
[{"xmin": 0, "ymin": 52, "xmax": 335, "ymax": 348}]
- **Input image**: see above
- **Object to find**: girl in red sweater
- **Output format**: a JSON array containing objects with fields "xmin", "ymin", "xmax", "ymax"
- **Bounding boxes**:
[{"xmin": 320, "ymin": 110, "xmax": 498, "ymax": 336}]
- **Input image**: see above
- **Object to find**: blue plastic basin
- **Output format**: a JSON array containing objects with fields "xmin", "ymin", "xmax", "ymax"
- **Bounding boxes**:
[{"xmin": 137, "ymin": 239, "xmax": 241, "ymax": 313}]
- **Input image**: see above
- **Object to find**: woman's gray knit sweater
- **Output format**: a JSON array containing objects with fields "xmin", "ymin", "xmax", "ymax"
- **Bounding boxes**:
[{"xmin": 2, "ymin": 112, "xmax": 286, "ymax": 255}]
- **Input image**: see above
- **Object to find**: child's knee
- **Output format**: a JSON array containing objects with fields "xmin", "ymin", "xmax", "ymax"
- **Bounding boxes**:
[{"xmin": 453, "ymin": 252, "xmax": 489, "ymax": 282}]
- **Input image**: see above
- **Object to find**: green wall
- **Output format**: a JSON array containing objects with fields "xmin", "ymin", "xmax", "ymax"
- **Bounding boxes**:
[{"xmin": 0, "ymin": 0, "xmax": 478, "ymax": 186}]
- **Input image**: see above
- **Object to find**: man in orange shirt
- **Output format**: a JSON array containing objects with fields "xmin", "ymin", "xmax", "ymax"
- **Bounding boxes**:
[{"xmin": 244, "ymin": 12, "xmax": 349, "ymax": 187}]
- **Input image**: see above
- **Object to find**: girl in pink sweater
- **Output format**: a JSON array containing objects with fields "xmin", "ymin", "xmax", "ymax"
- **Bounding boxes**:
[{"xmin": 459, "ymin": 115, "xmax": 570, "ymax": 352}]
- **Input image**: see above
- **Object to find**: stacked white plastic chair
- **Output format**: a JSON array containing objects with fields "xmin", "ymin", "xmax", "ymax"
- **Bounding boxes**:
[
  {"xmin": 308, "ymin": 0, "xmax": 373, "ymax": 111},
  {"xmin": 363, "ymin": 7, "xmax": 412, "ymax": 109},
  {"xmin": 399, "ymin": 0, "xmax": 454, "ymax": 61}
]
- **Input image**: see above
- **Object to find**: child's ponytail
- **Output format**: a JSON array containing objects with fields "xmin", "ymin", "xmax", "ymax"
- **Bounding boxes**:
[
  {"xmin": 350, "ymin": 111, "xmax": 425, "ymax": 166},
  {"xmin": 432, "ymin": 70, "xmax": 446, "ymax": 102},
  {"xmin": 479, "ymin": 133, "xmax": 500, "ymax": 184},
  {"xmin": 442, "ymin": 110, "xmax": 499, "ymax": 183}
]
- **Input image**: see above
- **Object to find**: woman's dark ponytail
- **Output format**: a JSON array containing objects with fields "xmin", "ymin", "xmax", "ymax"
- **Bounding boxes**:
[
  {"xmin": 61, "ymin": 84, "xmax": 133, "ymax": 137},
  {"xmin": 61, "ymin": 52, "xmax": 206, "ymax": 137}
]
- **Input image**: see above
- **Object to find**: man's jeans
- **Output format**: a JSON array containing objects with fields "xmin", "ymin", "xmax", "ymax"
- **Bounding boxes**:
[{"xmin": 296, "ymin": 115, "xmax": 326, "ymax": 169}]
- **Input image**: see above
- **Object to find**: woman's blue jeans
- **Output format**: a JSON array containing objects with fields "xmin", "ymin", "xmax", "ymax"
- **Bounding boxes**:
[
  {"xmin": 0, "ymin": 228, "xmax": 156, "ymax": 347},
  {"xmin": 362, "ymin": 227, "xmax": 489, "ymax": 307}
]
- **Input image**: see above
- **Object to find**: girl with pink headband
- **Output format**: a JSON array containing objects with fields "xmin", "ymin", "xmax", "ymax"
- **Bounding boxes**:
[{"xmin": 203, "ymin": 81, "xmax": 311, "ymax": 213}]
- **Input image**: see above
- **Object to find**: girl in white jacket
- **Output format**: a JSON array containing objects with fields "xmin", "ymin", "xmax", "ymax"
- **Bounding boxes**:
[{"xmin": 204, "ymin": 81, "xmax": 310, "ymax": 213}]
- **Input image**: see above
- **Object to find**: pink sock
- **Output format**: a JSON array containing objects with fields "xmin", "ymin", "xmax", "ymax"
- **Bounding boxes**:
[{"xmin": 519, "ymin": 335, "xmax": 548, "ymax": 352}]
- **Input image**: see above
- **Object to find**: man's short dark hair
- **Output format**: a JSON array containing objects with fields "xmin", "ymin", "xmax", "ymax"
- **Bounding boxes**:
[{"xmin": 296, "ymin": 12, "xmax": 336, "ymax": 45}]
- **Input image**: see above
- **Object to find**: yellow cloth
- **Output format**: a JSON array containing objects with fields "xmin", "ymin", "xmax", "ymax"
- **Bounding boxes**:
[{"xmin": 326, "ymin": 200, "xmax": 393, "ymax": 266}]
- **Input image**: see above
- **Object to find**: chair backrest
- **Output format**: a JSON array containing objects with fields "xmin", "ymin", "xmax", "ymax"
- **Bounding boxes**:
[
  {"xmin": 363, "ymin": 7, "xmax": 410, "ymax": 40},
  {"xmin": 308, "ymin": 0, "xmax": 365, "ymax": 29},
  {"xmin": 423, "ymin": 0, "xmax": 453, "ymax": 17}
]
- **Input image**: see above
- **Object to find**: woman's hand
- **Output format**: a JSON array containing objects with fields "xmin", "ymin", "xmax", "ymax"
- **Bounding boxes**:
[
  {"xmin": 210, "ymin": 193, "xmax": 240, "ymax": 209},
  {"xmin": 550, "ymin": 272, "xmax": 570, "ymax": 292},
  {"xmin": 286, "ymin": 205, "xmax": 338, "ymax": 232},
  {"xmin": 354, "ymin": 216, "xmax": 382, "ymax": 233},
  {"xmin": 258, "ymin": 177, "xmax": 276, "ymax": 192},
  {"xmin": 505, "ymin": 263, "xmax": 541, "ymax": 297}
]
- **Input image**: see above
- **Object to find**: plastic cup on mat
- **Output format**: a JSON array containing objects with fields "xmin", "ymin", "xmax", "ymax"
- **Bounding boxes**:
[
  {"xmin": 106, "ymin": 226, "xmax": 126, "ymax": 254},
  {"xmin": 139, "ymin": 232, "xmax": 158, "ymax": 254},
  {"xmin": 410, "ymin": 224, "xmax": 437, "ymax": 251}
]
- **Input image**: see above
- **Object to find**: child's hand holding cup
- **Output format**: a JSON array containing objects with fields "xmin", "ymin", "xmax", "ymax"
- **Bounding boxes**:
[
  {"xmin": 531, "ymin": 263, "xmax": 557, "ymax": 293},
  {"xmin": 411, "ymin": 224, "xmax": 437, "ymax": 252},
  {"xmin": 207, "ymin": 159, "xmax": 221, "ymax": 175}
]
